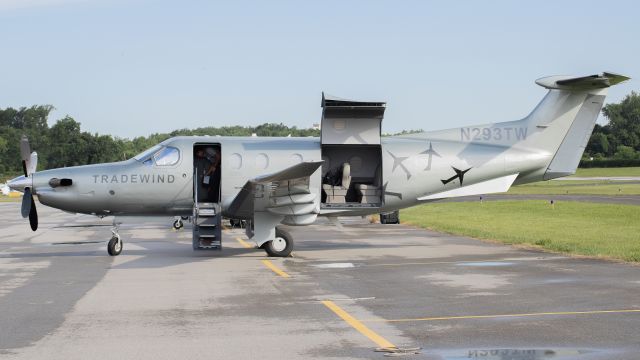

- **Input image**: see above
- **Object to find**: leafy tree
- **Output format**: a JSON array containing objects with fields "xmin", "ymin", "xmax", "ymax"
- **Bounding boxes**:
[
  {"xmin": 47, "ymin": 116, "xmax": 86, "ymax": 168},
  {"xmin": 586, "ymin": 92, "xmax": 640, "ymax": 159},
  {"xmin": 586, "ymin": 132, "xmax": 609, "ymax": 156},
  {"xmin": 603, "ymin": 91, "xmax": 640, "ymax": 151},
  {"xmin": 613, "ymin": 145, "xmax": 639, "ymax": 160}
]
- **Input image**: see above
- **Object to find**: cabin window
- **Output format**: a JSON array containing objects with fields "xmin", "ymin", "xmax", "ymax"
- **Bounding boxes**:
[{"xmin": 154, "ymin": 146, "xmax": 180, "ymax": 166}]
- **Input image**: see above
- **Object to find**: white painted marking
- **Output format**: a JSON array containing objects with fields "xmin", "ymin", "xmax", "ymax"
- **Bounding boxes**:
[{"xmin": 312, "ymin": 263, "xmax": 355, "ymax": 269}]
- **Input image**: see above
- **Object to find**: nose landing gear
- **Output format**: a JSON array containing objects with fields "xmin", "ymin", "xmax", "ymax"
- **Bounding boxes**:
[
  {"xmin": 173, "ymin": 219, "xmax": 184, "ymax": 230},
  {"xmin": 107, "ymin": 234, "xmax": 122, "ymax": 256},
  {"xmin": 107, "ymin": 219, "xmax": 123, "ymax": 256}
]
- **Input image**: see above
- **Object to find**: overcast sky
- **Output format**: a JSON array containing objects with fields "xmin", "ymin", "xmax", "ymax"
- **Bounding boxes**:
[{"xmin": 0, "ymin": 0, "xmax": 637, "ymax": 138}]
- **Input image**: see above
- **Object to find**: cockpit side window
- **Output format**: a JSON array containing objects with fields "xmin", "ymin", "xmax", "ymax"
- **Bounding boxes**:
[
  {"xmin": 154, "ymin": 146, "xmax": 180, "ymax": 166},
  {"xmin": 133, "ymin": 145, "xmax": 162, "ymax": 161}
]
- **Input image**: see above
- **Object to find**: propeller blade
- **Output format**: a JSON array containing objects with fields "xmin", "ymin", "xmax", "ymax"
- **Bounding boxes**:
[
  {"xmin": 29, "ymin": 196, "xmax": 38, "ymax": 231},
  {"xmin": 20, "ymin": 135, "xmax": 31, "ymax": 162},
  {"xmin": 21, "ymin": 187, "xmax": 32, "ymax": 218},
  {"xmin": 28, "ymin": 152, "xmax": 38, "ymax": 174},
  {"xmin": 20, "ymin": 136, "xmax": 32, "ymax": 176}
]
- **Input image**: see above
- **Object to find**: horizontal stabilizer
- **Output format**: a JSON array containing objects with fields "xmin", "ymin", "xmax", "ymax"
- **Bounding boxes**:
[
  {"xmin": 417, "ymin": 174, "xmax": 518, "ymax": 201},
  {"xmin": 536, "ymin": 72, "xmax": 630, "ymax": 91}
]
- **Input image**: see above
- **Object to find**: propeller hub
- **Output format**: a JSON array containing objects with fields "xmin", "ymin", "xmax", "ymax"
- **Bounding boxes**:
[{"xmin": 8, "ymin": 175, "xmax": 32, "ymax": 193}]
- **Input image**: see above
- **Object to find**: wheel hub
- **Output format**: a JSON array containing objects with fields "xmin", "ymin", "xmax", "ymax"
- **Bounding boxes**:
[{"xmin": 272, "ymin": 237, "xmax": 287, "ymax": 252}]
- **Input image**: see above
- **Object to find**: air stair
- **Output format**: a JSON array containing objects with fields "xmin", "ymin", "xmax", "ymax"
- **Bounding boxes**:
[
  {"xmin": 192, "ymin": 166, "xmax": 222, "ymax": 251},
  {"xmin": 192, "ymin": 202, "xmax": 222, "ymax": 250}
]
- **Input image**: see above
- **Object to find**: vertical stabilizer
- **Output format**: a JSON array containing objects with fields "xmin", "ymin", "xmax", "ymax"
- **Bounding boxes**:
[{"xmin": 524, "ymin": 72, "xmax": 629, "ymax": 180}]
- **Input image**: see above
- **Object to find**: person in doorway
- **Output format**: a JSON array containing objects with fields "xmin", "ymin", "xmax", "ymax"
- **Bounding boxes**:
[
  {"xmin": 194, "ymin": 148, "xmax": 213, "ymax": 202},
  {"xmin": 205, "ymin": 147, "xmax": 221, "ymax": 203}
]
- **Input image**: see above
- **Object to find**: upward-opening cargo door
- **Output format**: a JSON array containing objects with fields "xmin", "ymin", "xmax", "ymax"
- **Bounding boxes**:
[
  {"xmin": 320, "ymin": 93, "xmax": 386, "ymax": 208},
  {"xmin": 321, "ymin": 93, "xmax": 385, "ymax": 145}
]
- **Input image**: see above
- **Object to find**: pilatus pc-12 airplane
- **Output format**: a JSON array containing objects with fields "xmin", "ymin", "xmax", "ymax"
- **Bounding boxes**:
[{"xmin": 8, "ymin": 72, "xmax": 629, "ymax": 257}]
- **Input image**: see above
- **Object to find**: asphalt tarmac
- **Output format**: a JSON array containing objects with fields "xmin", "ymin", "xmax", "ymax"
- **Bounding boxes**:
[{"xmin": 1, "ymin": 202, "xmax": 639, "ymax": 359}]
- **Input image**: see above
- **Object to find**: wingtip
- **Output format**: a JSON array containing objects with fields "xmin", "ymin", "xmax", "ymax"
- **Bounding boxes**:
[{"xmin": 603, "ymin": 72, "xmax": 631, "ymax": 85}]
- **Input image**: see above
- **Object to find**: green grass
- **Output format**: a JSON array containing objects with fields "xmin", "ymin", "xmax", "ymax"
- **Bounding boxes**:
[
  {"xmin": 508, "ymin": 180, "xmax": 640, "ymax": 195},
  {"xmin": 402, "ymin": 200, "xmax": 640, "ymax": 262},
  {"xmin": 574, "ymin": 167, "xmax": 640, "ymax": 177}
]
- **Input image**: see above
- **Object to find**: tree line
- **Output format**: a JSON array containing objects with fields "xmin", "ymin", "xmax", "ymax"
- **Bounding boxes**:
[{"xmin": 1, "ymin": 92, "xmax": 639, "ymax": 176}]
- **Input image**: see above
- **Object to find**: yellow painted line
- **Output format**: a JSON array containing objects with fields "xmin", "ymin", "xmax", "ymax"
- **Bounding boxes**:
[
  {"xmin": 261, "ymin": 260, "xmax": 291, "ymax": 278},
  {"xmin": 363, "ymin": 309, "xmax": 640, "ymax": 323},
  {"xmin": 234, "ymin": 236, "xmax": 253, "ymax": 249},
  {"xmin": 321, "ymin": 300, "xmax": 396, "ymax": 349}
]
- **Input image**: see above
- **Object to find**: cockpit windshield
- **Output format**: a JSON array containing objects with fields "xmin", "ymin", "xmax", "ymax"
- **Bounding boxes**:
[{"xmin": 133, "ymin": 145, "xmax": 162, "ymax": 161}]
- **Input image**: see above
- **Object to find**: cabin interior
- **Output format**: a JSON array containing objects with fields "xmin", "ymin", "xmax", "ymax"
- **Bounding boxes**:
[{"xmin": 319, "ymin": 94, "xmax": 385, "ymax": 208}]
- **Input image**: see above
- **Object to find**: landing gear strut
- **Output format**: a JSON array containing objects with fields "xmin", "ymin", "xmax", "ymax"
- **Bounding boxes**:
[
  {"xmin": 263, "ymin": 227, "xmax": 293, "ymax": 257},
  {"xmin": 107, "ymin": 219, "xmax": 123, "ymax": 256}
]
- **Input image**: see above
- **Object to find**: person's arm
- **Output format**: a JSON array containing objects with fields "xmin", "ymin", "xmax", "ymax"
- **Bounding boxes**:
[{"xmin": 210, "ymin": 154, "xmax": 220, "ymax": 174}]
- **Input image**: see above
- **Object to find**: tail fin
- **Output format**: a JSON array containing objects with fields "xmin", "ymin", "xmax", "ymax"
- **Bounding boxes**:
[{"xmin": 521, "ymin": 72, "xmax": 629, "ymax": 180}]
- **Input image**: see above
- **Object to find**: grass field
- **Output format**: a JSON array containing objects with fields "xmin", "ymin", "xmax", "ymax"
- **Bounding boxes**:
[
  {"xmin": 573, "ymin": 167, "xmax": 640, "ymax": 177},
  {"xmin": 402, "ymin": 200, "xmax": 640, "ymax": 262},
  {"xmin": 508, "ymin": 180, "xmax": 640, "ymax": 195}
]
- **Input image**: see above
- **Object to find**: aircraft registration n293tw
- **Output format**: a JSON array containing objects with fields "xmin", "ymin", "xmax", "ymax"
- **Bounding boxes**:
[{"xmin": 8, "ymin": 72, "xmax": 629, "ymax": 257}]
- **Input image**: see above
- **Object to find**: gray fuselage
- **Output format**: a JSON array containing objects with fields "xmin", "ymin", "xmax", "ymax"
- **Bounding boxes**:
[{"xmin": 31, "ymin": 133, "xmax": 548, "ymax": 218}]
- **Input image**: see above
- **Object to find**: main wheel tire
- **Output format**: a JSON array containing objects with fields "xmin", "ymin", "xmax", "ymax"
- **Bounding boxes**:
[
  {"xmin": 173, "ymin": 219, "xmax": 183, "ymax": 230},
  {"xmin": 264, "ymin": 227, "xmax": 293, "ymax": 257},
  {"xmin": 107, "ymin": 235, "xmax": 122, "ymax": 256},
  {"xmin": 380, "ymin": 210, "xmax": 400, "ymax": 224}
]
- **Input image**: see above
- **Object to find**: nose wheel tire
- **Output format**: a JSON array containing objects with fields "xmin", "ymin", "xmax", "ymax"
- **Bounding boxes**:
[
  {"xmin": 107, "ymin": 234, "xmax": 123, "ymax": 256},
  {"xmin": 173, "ymin": 219, "xmax": 184, "ymax": 230},
  {"xmin": 263, "ymin": 227, "xmax": 293, "ymax": 257}
]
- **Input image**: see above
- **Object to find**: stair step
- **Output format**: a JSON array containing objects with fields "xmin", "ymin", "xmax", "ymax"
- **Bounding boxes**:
[
  {"xmin": 197, "ymin": 223, "xmax": 217, "ymax": 227},
  {"xmin": 199, "ymin": 234, "xmax": 217, "ymax": 238},
  {"xmin": 199, "ymin": 244, "xmax": 221, "ymax": 249}
]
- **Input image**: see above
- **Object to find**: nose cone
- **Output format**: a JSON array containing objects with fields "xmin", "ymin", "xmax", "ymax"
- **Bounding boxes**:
[{"xmin": 8, "ymin": 175, "xmax": 31, "ymax": 193}]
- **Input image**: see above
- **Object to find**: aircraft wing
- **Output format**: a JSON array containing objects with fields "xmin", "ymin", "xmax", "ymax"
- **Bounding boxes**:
[{"xmin": 225, "ymin": 161, "xmax": 323, "ymax": 220}]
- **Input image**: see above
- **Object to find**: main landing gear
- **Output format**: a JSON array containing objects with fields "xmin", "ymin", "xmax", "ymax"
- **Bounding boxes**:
[
  {"xmin": 262, "ymin": 227, "xmax": 293, "ymax": 257},
  {"xmin": 107, "ymin": 219, "xmax": 123, "ymax": 256}
]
